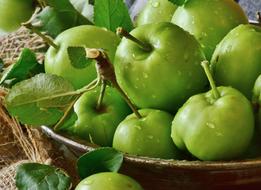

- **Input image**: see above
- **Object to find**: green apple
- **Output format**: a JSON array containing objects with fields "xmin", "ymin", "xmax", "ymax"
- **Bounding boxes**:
[
  {"xmin": 253, "ymin": 75, "xmax": 261, "ymax": 131},
  {"xmin": 75, "ymin": 172, "xmax": 144, "ymax": 190},
  {"xmin": 67, "ymin": 87, "xmax": 131, "ymax": 146},
  {"xmin": 113, "ymin": 109, "xmax": 181, "ymax": 159},
  {"xmin": 171, "ymin": 0, "xmax": 248, "ymax": 60},
  {"xmin": 211, "ymin": 24, "xmax": 261, "ymax": 99},
  {"xmin": 0, "ymin": 0, "xmax": 34, "ymax": 33},
  {"xmin": 45, "ymin": 25, "xmax": 120, "ymax": 89},
  {"xmin": 115, "ymin": 22, "xmax": 207, "ymax": 113},
  {"xmin": 171, "ymin": 61, "xmax": 254, "ymax": 161},
  {"xmin": 136, "ymin": 0, "xmax": 177, "ymax": 26}
]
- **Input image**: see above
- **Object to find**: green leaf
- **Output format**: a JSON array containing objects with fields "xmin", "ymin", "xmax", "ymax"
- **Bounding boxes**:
[
  {"xmin": 77, "ymin": 147, "xmax": 124, "ymax": 179},
  {"xmin": 5, "ymin": 73, "xmax": 75, "ymax": 126},
  {"xmin": 16, "ymin": 163, "xmax": 71, "ymax": 190},
  {"xmin": 168, "ymin": 0, "xmax": 187, "ymax": 6},
  {"xmin": 33, "ymin": 0, "xmax": 92, "ymax": 37},
  {"xmin": 0, "ymin": 49, "xmax": 44, "ymax": 86},
  {"xmin": 67, "ymin": 47, "xmax": 94, "ymax": 69},
  {"xmin": 94, "ymin": 0, "xmax": 133, "ymax": 32}
]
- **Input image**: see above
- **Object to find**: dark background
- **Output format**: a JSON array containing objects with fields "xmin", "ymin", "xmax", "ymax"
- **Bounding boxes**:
[{"xmin": 239, "ymin": 0, "xmax": 261, "ymax": 20}]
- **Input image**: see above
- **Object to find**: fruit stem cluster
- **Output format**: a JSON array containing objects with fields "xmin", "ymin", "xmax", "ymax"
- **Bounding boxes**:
[{"xmin": 86, "ymin": 49, "xmax": 142, "ymax": 119}]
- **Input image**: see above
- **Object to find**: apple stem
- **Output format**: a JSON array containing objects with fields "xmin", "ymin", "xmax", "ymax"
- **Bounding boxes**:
[
  {"xmin": 86, "ymin": 49, "xmax": 142, "ymax": 119},
  {"xmin": 53, "ymin": 96, "xmax": 79, "ymax": 131},
  {"xmin": 96, "ymin": 81, "xmax": 107, "ymax": 111},
  {"xmin": 22, "ymin": 22, "xmax": 59, "ymax": 50},
  {"xmin": 201, "ymin": 61, "xmax": 220, "ymax": 99},
  {"xmin": 116, "ymin": 27, "xmax": 152, "ymax": 52}
]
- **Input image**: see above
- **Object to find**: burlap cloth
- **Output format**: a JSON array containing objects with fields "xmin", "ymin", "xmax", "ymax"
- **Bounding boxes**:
[{"xmin": 0, "ymin": 28, "xmax": 79, "ymax": 190}]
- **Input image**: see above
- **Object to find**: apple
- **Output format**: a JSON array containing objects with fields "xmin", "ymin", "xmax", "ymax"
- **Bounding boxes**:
[
  {"xmin": 211, "ymin": 24, "xmax": 261, "ymax": 99},
  {"xmin": 66, "ymin": 87, "xmax": 131, "ymax": 146},
  {"xmin": 253, "ymin": 75, "xmax": 261, "ymax": 131},
  {"xmin": 75, "ymin": 172, "xmax": 144, "ymax": 190},
  {"xmin": 113, "ymin": 109, "xmax": 181, "ymax": 159},
  {"xmin": 45, "ymin": 25, "xmax": 120, "ymax": 89},
  {"xmin": 0, "ymin": 0, "xmax": 34, "ymax": 33},
  {"xmin": 115, "ymin": 22, "xmax": 207, "ymax": 113},
  {"xmin": 171, "ymin": 0, "xmax": 248, "ymax": 60},
  {"xmin": 136, "ymin": 0, "xmax": 177, "ymax": 26},
  {"xmin": 171, "ymin": 61, "xmax": 254, "ymax": 161}
]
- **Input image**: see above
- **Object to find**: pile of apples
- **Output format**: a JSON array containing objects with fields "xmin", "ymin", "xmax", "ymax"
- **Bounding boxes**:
[{"xmin": 1, "ymin": 0, "xmax": 261, "ymax": 162}]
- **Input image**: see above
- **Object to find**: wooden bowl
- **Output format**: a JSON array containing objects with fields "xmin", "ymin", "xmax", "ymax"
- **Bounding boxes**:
[
  {"xmin": 42, "ymin": 19, "xmax": 261, "ymax": 190},
  {"xmin": 42, "ymin": 126, "xmax": 261, "ymax": 190}
]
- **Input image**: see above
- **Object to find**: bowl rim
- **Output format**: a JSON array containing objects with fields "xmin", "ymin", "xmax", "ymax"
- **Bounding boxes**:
[
  {"xmin": 41, "ymin": 19, "xmax": 261, "ymax": 171},
  {"xmin": 41, "ymin": 126, "xmax": 261, "ymax": 171}
]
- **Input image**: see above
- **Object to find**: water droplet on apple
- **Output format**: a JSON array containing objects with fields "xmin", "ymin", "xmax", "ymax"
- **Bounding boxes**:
[
  {"xmin": 147, "ymin": 135, "xmax": 154, "ymax": 140},
  {"xmin": 152, "ymin": 94, "xmax": 157, "ymax": 99},
  {"xmin": 134, "ymin": 125, "xmax": 142, "ymax": 130},
  {"xmin": 202, "ymin": 32, "xmax": 207, "ymax": 37},
  {"xmin": 206, "ymin": 122, "xmax": 215, "ymax": 129},
  {"xmin": 151, "ymin": 1, "xmax": 160, "ymax": 8},
  {"xmin": 216, "ymin": 132, "xmax": 223, "ymax": 137},
  {"xmin": 143, "ymin": 73, "xmax": 149, "ymax": 79},
  {"xmin": 83, "ymin": 179, "xmax": 93, "ymax": 185}
]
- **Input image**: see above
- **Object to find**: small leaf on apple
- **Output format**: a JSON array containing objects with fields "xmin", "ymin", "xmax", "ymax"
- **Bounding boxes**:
[
  {"xmin": 67, "ymin": 47, "xmax": 94, "ymax": 69},
  {"xmin": 77, "ymin": 147, "xmax": 124, "ymax": 179},
  {"xmin": 0, "ymin": 48, "xmax": 44, "ymax": 86},
  {"xmin": 16, "ymin": 163, "xmax": 72, "ymax": 190},
  {"xmin": 5, "ymin": 73, "xmax": 75, "ymax": 126},
  {"xmin": 94, "ymin": 0, "xmax": 133, "ymax": 32}
]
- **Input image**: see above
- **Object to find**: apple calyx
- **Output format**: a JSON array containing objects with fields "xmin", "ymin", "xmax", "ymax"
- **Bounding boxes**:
[
  {"xmin": 86, "ymin": 49, "xmax": 142, "ymax": 119},
  {"xmin": 116, "ymin": 27, "xmax": 152, "ymax": 52},
  {"xmin": 22, "ymin": 22, "xmax": 59, "ymax": 50},
  {"xmin": 201, "ymin": 61, "xmax": 221, "ymax": 100}
]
